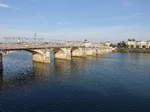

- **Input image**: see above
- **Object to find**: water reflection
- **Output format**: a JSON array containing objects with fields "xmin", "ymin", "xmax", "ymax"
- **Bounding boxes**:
[
  {"xmin": 0, "ymin": 71, "xmax": 3, "ymax": 90},
  {"xmin": 0, "ymin": 59, "xmax": 80, "ymax": 91},
  {"xmin": 32, "ymin": 62, "xmax": 53, "ymax": 80},
  {"xmin": 0, "ymin": 55, "xmax": 98, "ymax": 91},
  {"xmin": 54, "ymin": 59, "xmax": 72, "ymax": 76},
  {"xmin": 0, "ymin": 62, "xmax": 49, "ymax": 90},
  {"xmin": 54, "ymin": 57, "xmax": 98, "ymax": 77},
  {"xmin": 0, "ymin": 53, "xmax": 150, "ymax": 112}
]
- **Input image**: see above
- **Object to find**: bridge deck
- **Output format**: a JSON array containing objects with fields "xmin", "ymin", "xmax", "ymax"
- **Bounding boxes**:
[{"xmin": 0, "ymin": 43, "xmax": 109, "ymax": 50}]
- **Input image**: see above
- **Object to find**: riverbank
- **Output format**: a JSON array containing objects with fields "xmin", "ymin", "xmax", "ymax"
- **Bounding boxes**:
[{"xmin": 117, "ymin": 48, "xmax": 150, "ymax": 53}]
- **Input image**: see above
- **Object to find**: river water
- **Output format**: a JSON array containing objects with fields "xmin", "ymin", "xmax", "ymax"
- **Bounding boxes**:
[{"xmin": 0, "ymin": 51, "xmax": 150, "ymax": 112}]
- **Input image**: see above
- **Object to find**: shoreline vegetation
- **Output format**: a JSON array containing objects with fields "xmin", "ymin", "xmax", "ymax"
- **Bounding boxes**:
[{"xmin": 116, "ymin": 48, "xmax": 150, "ymax": 53}]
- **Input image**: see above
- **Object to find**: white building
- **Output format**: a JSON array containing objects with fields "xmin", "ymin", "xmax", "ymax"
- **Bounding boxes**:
[{"xmin": 126, "ymin": 41, "xmax": 150, "ymax": 49}]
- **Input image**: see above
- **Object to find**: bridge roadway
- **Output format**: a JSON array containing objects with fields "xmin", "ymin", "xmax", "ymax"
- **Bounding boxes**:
[
  {"xmin": 0, "ymin": 42, "xmax": 80, "ymax": 50},
  {"xmin": 0, "ymin": 42, "xmax": 109, "ymax": 50},
  {"xmin": 0, "ymin": 42, "xmax": 113, "ymax": 71}
]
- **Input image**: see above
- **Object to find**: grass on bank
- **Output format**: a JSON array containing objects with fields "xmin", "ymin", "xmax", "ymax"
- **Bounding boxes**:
[{"xmin": 116, "ymin": 48, "xmax": 150, "ymax": 53}]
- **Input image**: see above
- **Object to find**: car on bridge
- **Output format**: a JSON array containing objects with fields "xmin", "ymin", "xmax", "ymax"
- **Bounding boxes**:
[{"xmin": 22, "ymin": 43, "xmax": 29, "ymax": 48}]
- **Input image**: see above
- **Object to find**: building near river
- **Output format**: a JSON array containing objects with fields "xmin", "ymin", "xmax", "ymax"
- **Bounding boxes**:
[
  {"xmin": 126, "ymin": 40, "xmax": 150, "ymax": 49},
  {"xmin": 100, "ymin": 42, "xmax": 112, "ymax": 47}
]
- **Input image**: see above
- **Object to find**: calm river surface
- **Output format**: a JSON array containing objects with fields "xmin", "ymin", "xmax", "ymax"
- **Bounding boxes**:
[{"xmin": 0, "ymin": 52, "xmax": 150, "ymax": 112}]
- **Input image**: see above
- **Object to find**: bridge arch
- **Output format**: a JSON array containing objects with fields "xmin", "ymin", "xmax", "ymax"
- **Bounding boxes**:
[
  {"xmin": 71, "ymin": 47, "xmax": 86, "ymax": 57},
  {"xmin": 53, "ymin": 48, "xmax": 72, "ymax": 60},
  {"xmin": 0, "ymin": 49, "xmax": 51, "ymax": 64},
  {"xmin": 71, "ymin": 47, "xmax": 79, "ymax": 53},
  {"xmin": 1, "ymin": 49, "xmax": 43, "ymax": 56},
  {"xmin": 53, "ymin": 48, "xmax": 65, "ymax": 54}
]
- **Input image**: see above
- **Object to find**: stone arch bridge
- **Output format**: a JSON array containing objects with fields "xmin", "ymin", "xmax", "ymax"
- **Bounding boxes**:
[{"xmin": 0, "ymin": 42, "xmax": 113, "ymax": 70}]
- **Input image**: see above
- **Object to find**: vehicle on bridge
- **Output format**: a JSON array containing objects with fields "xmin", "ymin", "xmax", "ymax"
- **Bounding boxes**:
[{"xmin": 22, "ymin": 43, "xmax": 29, "ymax": 48}]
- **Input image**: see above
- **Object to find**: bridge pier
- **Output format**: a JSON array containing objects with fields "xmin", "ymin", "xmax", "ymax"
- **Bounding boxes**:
[
  {"xmin": 55, "ymin": 48, "xmax": 72, "ymax": 60},
  {"xmin": 97, "ymin": 48, "xmax": 113, "ymax": 55},
  {"xmin": 96, "ymin": 48, "xmax": 101, "ymax": 55},
  {"xmin": 96, "ymin": 48, "xmax": 105, "ymax": 55},
  {"xmin": 32, "ymin": 50, "xmax": 51, "ymax": 63},
  {"xmin": 85, "ymin": 48, "xmax": 97, "ymax": 56},
  {"xmin": 72, "ymin": 48, "xmax": 86, "ymax": 57}
]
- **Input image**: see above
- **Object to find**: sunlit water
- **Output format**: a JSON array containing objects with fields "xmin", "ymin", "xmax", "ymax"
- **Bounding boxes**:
[{"xmin": 0, "ymin": 51, "xmax": 150, "ymax": 112}]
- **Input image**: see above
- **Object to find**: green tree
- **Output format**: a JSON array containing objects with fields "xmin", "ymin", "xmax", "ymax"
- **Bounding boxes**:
[{"xmin": 117, "ymin": 41, "xmax": 128, "ymax": 48}]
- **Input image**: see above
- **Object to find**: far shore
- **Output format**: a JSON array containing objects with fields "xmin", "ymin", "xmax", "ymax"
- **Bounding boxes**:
[{"xmin": 116, "ymin": 48, "xmax": 150, "ymax": 53}]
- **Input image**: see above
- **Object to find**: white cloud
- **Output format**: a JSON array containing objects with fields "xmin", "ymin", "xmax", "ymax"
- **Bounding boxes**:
[{"xmin": 0, "ymin": 3, "xmax": 10, "ymax": 8}]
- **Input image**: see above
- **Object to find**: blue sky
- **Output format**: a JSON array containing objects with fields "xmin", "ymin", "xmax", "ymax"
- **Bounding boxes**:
[{"xmin": 0, "ymin": 0, "xmax": 150, "ymax": 42}]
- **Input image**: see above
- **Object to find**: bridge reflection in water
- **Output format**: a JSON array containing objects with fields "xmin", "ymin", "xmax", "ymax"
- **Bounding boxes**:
[
  {"xmin": 32, "ymin": 62, "xmax": 53, "ymax": 80},
  {"xmin": 0, "ymin": 62, "xmax": 52, "ymax": 90},
  {"xmin": 0, "ymin": 56, "xmax": 96, "ymax": 91}
]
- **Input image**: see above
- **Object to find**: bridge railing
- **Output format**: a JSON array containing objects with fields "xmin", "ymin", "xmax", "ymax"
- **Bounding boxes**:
[{"xmin": 0, "ymin": 38, "xmax": 112, "ymax": 49}]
